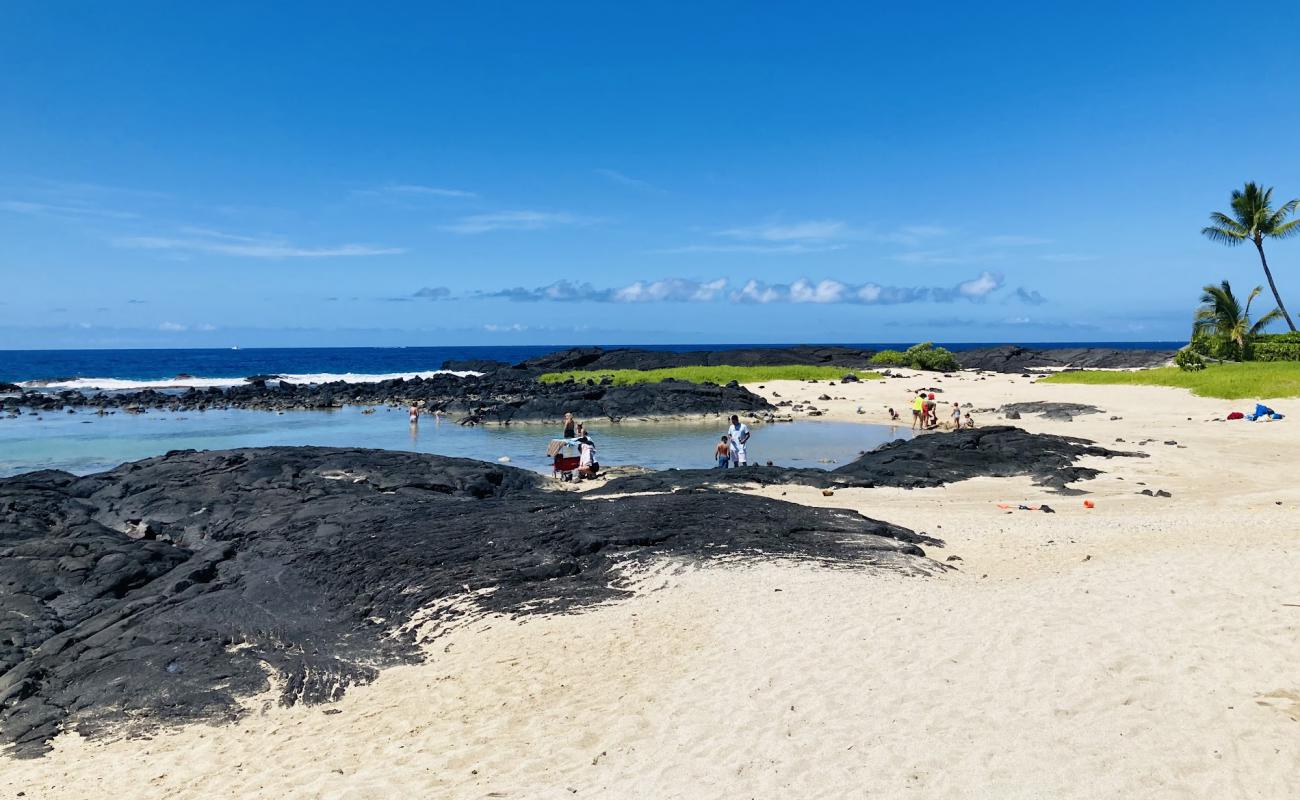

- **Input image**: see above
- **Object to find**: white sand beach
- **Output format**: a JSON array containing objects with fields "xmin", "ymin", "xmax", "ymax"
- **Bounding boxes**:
[{"xmin": 4, "ymin": 371, "xmax": 1299, "ymax": 799}]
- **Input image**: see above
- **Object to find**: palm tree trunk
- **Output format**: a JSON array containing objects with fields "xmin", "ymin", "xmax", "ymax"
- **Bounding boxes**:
[{"xmin": 1254, "ymin": 239, "xmax": 1297, "ymax": 331}]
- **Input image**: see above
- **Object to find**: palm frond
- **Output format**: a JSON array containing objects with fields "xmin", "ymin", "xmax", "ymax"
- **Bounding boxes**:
[
  {"xmin": 1202, "ymin": 225, "xmax": 1246, "ymax": 245},
  {"xmin": 1243, "ymin": 285, "xmax": 1262, "ymax": 317},
  {"xmin": 1270, "ymin": 218, "xmax": 1300, "ymax": 240},
  {"xmin": 1250, "ymin": 307, "xmax": 1284, "ymax": 335}
]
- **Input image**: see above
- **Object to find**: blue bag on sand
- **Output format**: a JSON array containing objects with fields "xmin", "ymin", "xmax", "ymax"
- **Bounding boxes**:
[{"xmin": 1254, "ymin": 403, "xmax": 1275, "ymax": 417}]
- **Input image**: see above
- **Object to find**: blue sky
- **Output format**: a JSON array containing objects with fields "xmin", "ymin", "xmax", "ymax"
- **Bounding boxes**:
[{"xmin": 3, "ymin": 1, "xmax": 1300, "ymax": 348}]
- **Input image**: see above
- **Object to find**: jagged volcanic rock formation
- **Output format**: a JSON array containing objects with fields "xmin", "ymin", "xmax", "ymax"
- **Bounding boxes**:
[
  {"xmin": 438, "ymin": 345, "xmax": 876, "ymax": 373},
  {"xmin": 1, "ymin": 371, "xmax": 773, "ymax": 421},
  {"xmin": 956, "ymin": 345, "xmax": 1174, "ymax": 373},
  {"xmin": 593, "ymin": 426, "xmax": 1142, "ymax": 496},
  {"xmin": 0, "ymin": 447, "xmax": 934, "ymax": 756}
]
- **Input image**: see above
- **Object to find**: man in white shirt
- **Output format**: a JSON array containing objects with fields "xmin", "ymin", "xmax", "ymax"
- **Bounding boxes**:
[{"xmin": 727, "ymin": 415, "xmax": 750, "ymax": 467}]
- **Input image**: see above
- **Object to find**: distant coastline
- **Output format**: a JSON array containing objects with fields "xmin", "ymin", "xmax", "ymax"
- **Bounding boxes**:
[{"xmin": 0, "ymin": 341, "xmax": 1183, "ymax": 385}]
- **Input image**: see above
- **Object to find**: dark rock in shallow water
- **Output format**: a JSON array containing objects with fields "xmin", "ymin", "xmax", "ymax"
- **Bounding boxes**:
[
  {"xmin": 592, "ymin": 426, "xmax": 1143, "ymax": 497},
  {"xmin": 957, "ymin": 345, "xmax": 1175, "ymax": 373},
  {"xmin": 439, "ymin": 358, "xmax": 511, "ymax": 372},
  {"xmin": 0, "ymin": 446, "xmax": 933, "ymax": 756},
  {"xmin": 3, "ymin": 371, "xmax": 773, "ymax": 421},
  {"xmin": 0, "ymin": 383, "xmax": 21, "ymax": 393},
  {"xmin": 511, "ymin": 345, "xmax": 876, "ymax": 372}
]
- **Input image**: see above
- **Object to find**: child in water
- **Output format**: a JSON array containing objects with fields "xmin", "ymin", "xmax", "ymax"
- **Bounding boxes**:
[{"xmin": 715, "ymin": 435, "xmax": 732, "ymax": 468}]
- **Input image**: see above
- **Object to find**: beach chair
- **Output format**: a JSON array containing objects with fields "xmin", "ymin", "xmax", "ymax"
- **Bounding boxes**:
[{"xmin": 548, "ymin": 439, "xmax": 580, "ymax": 481}]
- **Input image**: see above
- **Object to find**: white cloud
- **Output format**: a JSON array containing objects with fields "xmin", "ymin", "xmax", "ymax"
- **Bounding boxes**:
[
  {"xmin": 483, "ymin": 323, "xmax": 528, "ymax": 332},
  {"xmin": 478, "ymin": 273, "xmax": 1024, "ymax": 306},
  {"xmin": 0, "ymin": 200, "xmax": 139, "ymax": 220},
  {"xmin": 655, "ymin": 243, "xmax": 847, "ymax": 255},
  {"xmin": 441, "ymin": 210, "xmax": 595, "ymax": 234},
  {"xmin": 957, "ymin": 271, "xmax": 1002, "ymax": 298},
  {"xmin": 356, "ymin": 183, "xmax": 477, "ymax": 199},
  {"xmin": 158, "ymin": 321, "xmax": 187, "ymax": 331},
  {"xmin": 788, "ymin": 278, "xmax": 849, "ymax": 303},
  {"xmin": 596, "ymin": 169, "xmax": 663, "ymax": 193},
  {"xmin": 719, "ymin": 219, "xmax": 847, "ymax": 242},
  {"xmin": 613, "ymin": 278, "xmax": 729, "ymax": 303},
  {"xmin": 979, "ymin": 234, "xmax": 1052, "ymax": 247},
  {"xmin": 1041, "ymin": 253, "xmax": 1099, "ymax": 263},
  {"xmin": 114, "ymin": 229, "xmax": 405, "ymax": 259}
]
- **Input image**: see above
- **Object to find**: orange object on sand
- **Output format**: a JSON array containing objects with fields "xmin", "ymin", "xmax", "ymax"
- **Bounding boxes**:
[{"xmin": 1083, "ymin": 500, "xmax": 1095, "ymax": 509}]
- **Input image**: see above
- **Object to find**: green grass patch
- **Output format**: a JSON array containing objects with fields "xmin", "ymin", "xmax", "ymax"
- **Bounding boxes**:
[
  {"xmin": 537, "ymin": 365, "xmax": 878, "ymax": 386},
  {"xmin": 1040, "ymin": 361, "xmax": 1300, "ymax": 400}
]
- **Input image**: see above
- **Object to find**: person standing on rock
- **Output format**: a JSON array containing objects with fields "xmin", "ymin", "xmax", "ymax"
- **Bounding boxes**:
[
  {"xmin": 562, "ymin": 412, "xmax": 576, "ymax": 439},
  {"xmin": 727, "ymin": 415, "xmax": 750, "ymax": 466}
]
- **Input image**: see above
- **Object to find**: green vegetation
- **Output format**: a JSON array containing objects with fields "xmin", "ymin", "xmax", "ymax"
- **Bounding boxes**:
[
  {"xmin": 1190, "ymin": 280, "xmax": 1282, "ymax": 362},
  {"xmin": 1253, "ymin": 331, "xmax": 1300, "ymax": 362},
  {"xmin": 1041, "ymin": 361, "xmax": 1300, "ymax": 400},
  {"xmin": 868, "ymin": 342, "xmax": 960, "ymax": 371},
  {"xmin": 1202, "ymin": 182, "xmax": 1299, "ymax": 331},
  {"xmin": 537, "ymin": 364, "xmax": 877, "ymax": 386}
]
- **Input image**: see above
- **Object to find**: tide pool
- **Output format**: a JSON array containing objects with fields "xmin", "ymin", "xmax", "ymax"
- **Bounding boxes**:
[{"xmin": 0, "ymin": 407, "xmax": 909, "ymax": 477}]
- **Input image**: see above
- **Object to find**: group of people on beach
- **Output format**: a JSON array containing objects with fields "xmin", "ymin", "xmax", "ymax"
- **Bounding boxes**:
[
  {"xmin": 714, "ymin": 415, "xmax": 751, "ymax": 467},
  {"xmin": 910, "ymin": 390, "xmax": 974, "ymax": 431},
  {"xmin": 555, "ymin": 412, "xmax": 599, "ymax": 479}
]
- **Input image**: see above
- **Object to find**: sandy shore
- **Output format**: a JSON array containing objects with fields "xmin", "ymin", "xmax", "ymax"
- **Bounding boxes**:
[{"xmin": 4, "ymin": 371, "xmax": 1299, "ymax": 799}]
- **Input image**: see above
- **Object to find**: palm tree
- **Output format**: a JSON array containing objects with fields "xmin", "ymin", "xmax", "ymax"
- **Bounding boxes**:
[
  {"xmin": 1192, "ymin": 280, "xmax": 1282, "ymax": 359},
  {"xmin": 1202, "ymin": 182, "xmax": 1299, "ymax": 331}
]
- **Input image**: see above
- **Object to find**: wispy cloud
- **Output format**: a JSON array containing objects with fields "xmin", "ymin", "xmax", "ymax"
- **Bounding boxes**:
[
  {"xmin": 890, "ymin": 231, "xmax": 1052, "ymax": 264},
  {"xmin": 441, "ymin": 210, "xmax": 596, "ymax": 234},
  {"xmin": 0, "ymin": 200, "xmax": 139, "ymax": 220},
  {"xmin": 1040, "ymin": 253, "xmax": 1099, "ymax": 263},
  {"xmin": 596, "ymin": 168, "xmax": 663, "ymax": 193},
  {"xmin": 655, "ymin": 242, "xmax": 847, "ymax": 255},
  {"xmin": 157, "ymin": 321, "xmax": 218, "ymax": 332},
  {"xmin": 718, "ymin": 219, "xmax": 847, "ymax": 242},
  {"xmin": 355, "ymin": 183, "xmax": 477, "ymax": 199},
  {"xmin": 979, "ymin": 234, "xmax": 1052, "ymax": 247},
  {"xmin": 663, "ymin": 219, "xmax": 952, "ymax": 255},
  {"xmin": 113, "ymin": 228, "xmax": 405, "ymax": 259}
]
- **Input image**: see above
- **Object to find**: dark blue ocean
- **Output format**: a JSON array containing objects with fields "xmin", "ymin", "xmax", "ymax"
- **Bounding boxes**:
[{"xmin": 0, "ymin": 342, "xmax": 1181, "ymax": 384}]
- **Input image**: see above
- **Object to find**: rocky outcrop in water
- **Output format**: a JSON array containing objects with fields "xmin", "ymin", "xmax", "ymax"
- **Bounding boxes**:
[
  {"xmin": 443, "ymin": 345, "xmax": 877, "ymax": 373},
  {"xmin": 593, "ymin": 426, "xmax": 1142, "ymax": 496},
  {"xmin": 956, "ymin": 345, "xmax": 1174, "ymax": 373},
  {"xmin": 0, "ymin": 447, "xmax": 934, "ymax": 757},
  {"xmin": 1, "ymin": 371, "xmax": 773, "ymax": 422}
]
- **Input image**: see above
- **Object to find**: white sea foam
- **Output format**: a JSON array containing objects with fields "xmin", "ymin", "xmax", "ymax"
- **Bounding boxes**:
[{"xmin": 18, "ymin": 370, "xmax": 481, "ymax": 392}]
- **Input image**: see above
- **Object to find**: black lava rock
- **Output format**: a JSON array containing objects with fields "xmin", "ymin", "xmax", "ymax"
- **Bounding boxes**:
[{"xmin": 0, "ymin": 446, "xmax": 935, "ymax": 756}]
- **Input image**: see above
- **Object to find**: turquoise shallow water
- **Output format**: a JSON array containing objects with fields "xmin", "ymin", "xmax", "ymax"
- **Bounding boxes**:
[{"xmin": 0, "ymin": 407, "xmax": 910, "ymax": 477}]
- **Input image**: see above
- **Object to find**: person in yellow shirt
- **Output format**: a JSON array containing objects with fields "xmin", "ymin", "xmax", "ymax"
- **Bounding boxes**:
[{"xmin": 911, "ymin": 391, "xmax": 925, "ymax": 430}]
